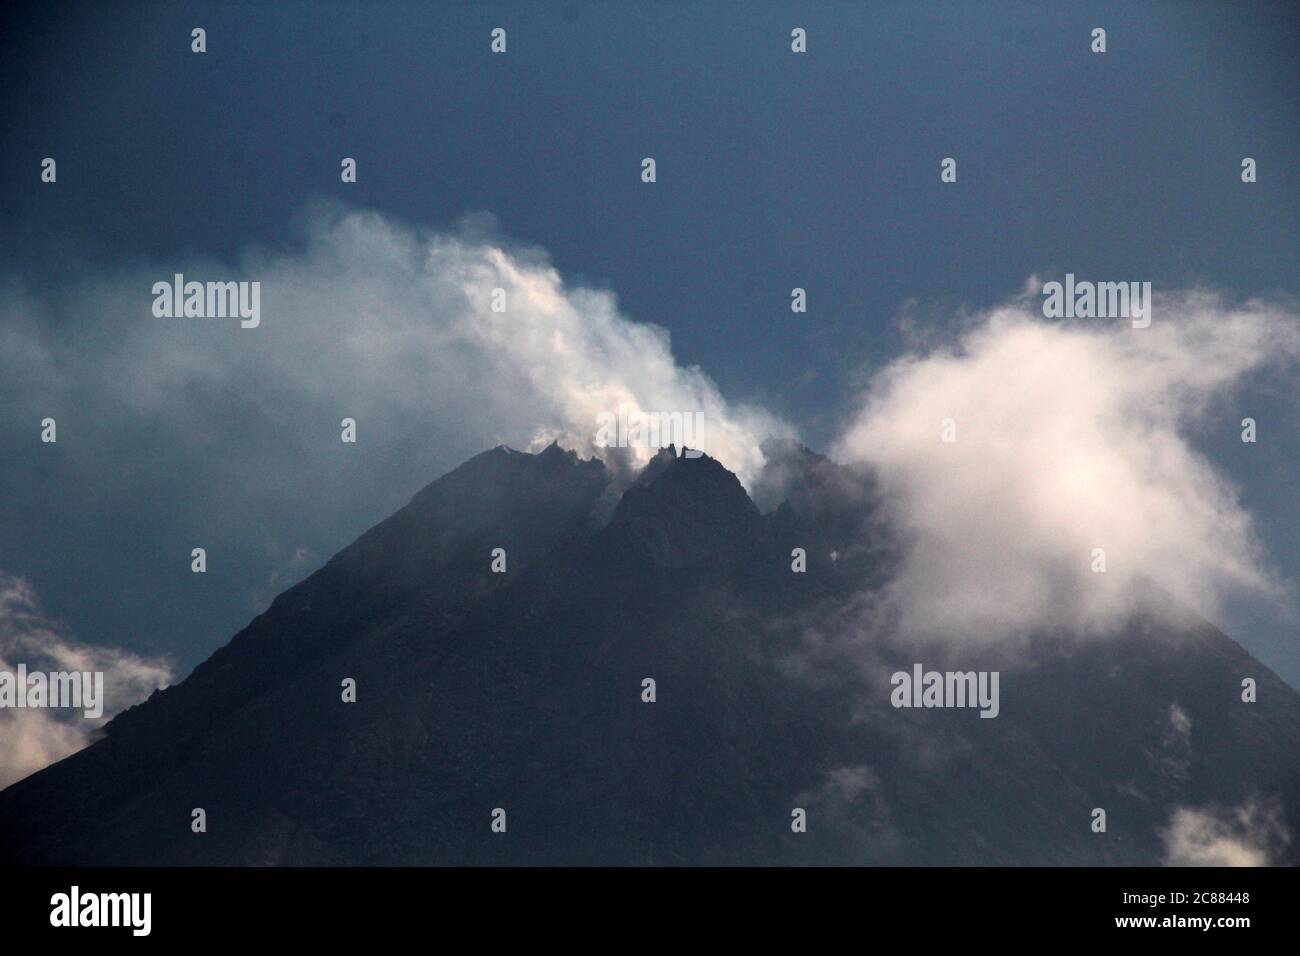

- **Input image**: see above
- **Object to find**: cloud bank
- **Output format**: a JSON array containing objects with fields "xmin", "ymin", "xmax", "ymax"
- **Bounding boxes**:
[
  {"xmin": 0, "ymin": 573, "xmax": 172, "ymax": 788},
  {"xmin": 835, "ymin": 291, "xmax": 1299, "ymax": 641}
]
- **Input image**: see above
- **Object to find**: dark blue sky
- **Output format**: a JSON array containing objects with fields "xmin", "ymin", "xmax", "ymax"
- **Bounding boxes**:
[{"xmin": 1, "ymin": 1, "xmax": 1296, "ymax": 683}]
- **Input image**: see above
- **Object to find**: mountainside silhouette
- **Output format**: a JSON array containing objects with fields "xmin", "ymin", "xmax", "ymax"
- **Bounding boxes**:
[{"xmin": 2, "ymin": 442, "xmax": 1297, "ymax": 865}]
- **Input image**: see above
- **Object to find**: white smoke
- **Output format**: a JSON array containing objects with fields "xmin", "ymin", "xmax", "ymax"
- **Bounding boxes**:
[{"xmin": 0, "ymin": 205, "xmax": 783, "ymax": 490}]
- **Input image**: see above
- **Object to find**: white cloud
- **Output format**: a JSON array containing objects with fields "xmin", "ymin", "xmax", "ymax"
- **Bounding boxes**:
[
  {"xmin": 834, "ymin": 291, "xmax": 1299, "ymax": 641},
  {"xmin": 1162, "ymin": 799, "xmax": 1290, "ymax": 866},
  {"xmin": 0, "ymin": 572, "xmax": 172, "ymax": 788}
]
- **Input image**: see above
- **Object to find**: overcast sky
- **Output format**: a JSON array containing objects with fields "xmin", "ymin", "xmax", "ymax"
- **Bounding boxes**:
[{"xmin": 1, "ymin": 0, "xmax": 1296, "ymax": 707}]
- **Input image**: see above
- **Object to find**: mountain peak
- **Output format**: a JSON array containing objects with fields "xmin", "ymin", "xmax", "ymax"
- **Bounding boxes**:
[
  {"xmin": 3, "ymin": 443, "xmax": 1297, "ymax": 867},
  {"xmin": 604, "ymin": 446, "xmax": 761, "ymax": 568}
]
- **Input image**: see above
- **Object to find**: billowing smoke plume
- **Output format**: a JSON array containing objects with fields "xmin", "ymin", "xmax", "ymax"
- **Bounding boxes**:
[{"xmin": 0, "ymin": 205, "xmax": 784, "ymax": 491}]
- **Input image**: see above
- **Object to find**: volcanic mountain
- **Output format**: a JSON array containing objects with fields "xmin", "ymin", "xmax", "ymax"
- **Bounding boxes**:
[{"xmin": 1, "ymin": 442, "xmax": 1296, "ymax": 865}]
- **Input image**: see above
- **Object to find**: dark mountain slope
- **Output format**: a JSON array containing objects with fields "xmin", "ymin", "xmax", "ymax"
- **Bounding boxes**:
[{"xmin": 0, "ymin": 444, "xmax": 1296, "ymax": 865}]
